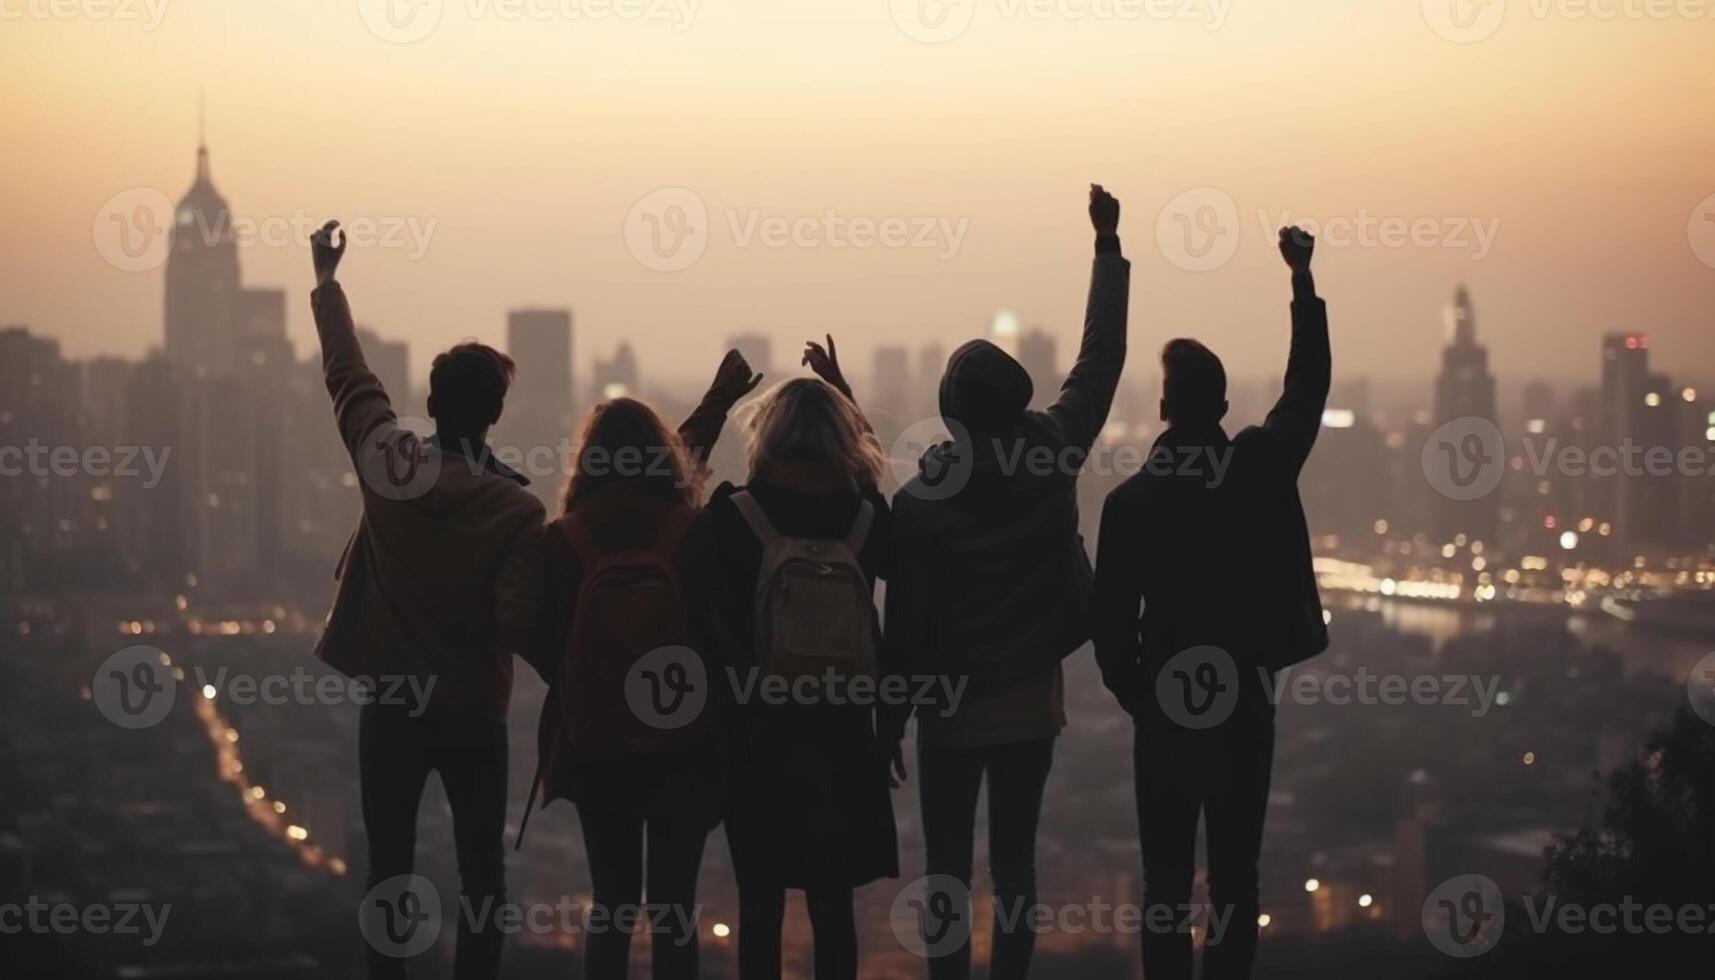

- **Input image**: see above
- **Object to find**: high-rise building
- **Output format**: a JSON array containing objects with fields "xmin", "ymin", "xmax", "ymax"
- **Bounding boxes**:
[
  {"xmin": 505, "ymin": 309, "xmax": 573, "ymax": 501},
  {"xmin": 355, "ymin": 328, "xmax": 412, "ymax": 413},
  {"xmin": 1431, "ymin": 286, "xmax": 1499, "ymax": 548},
  {"xmin": 1017, "ymin": 328, "xmax": 1058, "ymax": 411},
  {"xmin": 164, "ymin": 135, "xmax": 241, "ymax": 378},
  {"xmin": 871, "ymin": 346, "xmax": 911, "ymax": 421},
  {"xmin": 1600, "ymin": 333, "xmax": 1680, "ymax": 554},
  {"xmin": 593, "ymin": 342, "xmax": 640, "ymax": 400}
]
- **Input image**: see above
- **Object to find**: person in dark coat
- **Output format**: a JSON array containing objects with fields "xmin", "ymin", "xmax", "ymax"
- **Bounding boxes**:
[
  {"xmin": 1092, "ymin": 226, "xmax": 1330, "ymax": 980},
  {"xmin": 706, "ymin": 353, "xmax": 903, "ymax": 980},
  {"xmin": 520, "ymin": 351, "xmax": 762, "ymax": 980},
  {"xmin": 882, "ymin": 185, "xmax": 1130, "ymax": 980}
]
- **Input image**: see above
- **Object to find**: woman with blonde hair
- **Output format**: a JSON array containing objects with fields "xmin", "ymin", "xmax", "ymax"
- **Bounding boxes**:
[
  {"xmin": 707, "ymin": 337, "xmax": 905, "ymax": 980},
  {"xmin": 521, "ymin": 350, "xmax": 761, "ymax": 980}
]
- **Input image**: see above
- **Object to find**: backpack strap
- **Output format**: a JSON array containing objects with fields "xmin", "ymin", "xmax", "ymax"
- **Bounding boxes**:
[
  {"xmin": 845, "ymin": 499, "xmax": 876, "ymax": 555},
  {"xmin": 729, "ymin": 491, "xmax": 780, "ymax": 546}
]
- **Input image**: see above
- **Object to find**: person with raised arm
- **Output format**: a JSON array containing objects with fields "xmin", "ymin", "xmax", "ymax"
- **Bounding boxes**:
[
  {"xmin": 883, "ymin": 185, "xmax": 1130, "ymax": 980},
  {"xmin": 706, "ymin": 342, "xmax": 904, "ymax": 980},
  {"xmin": 1093, "ymin": 226, "xmax": 1330, "ymax": 980},
  {"xmin": 308, "ymin": 220, "xmax": 545, "ymax": 980}
]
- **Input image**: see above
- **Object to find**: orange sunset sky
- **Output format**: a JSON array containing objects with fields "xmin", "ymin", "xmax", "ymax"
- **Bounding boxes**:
[{"xmin": 3, "ymin": 0, "xmax": 1713, "ymax": 389}]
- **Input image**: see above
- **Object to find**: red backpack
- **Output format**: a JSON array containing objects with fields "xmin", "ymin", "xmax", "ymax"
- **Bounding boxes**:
[
  {"xmin": 556, "ymin": 507, "xmax": 711, "ymax": 756},
  {"xmin": 517, "ymin": 507, "xmax": 711, "ymax": 849}
]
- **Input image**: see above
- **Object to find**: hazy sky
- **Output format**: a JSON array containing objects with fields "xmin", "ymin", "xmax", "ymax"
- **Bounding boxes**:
[{"xmin": 4, "ymin": 0, "xmax": 1713, "ymax": 390}]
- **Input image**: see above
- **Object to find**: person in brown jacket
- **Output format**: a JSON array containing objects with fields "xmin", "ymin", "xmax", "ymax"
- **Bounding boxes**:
[{"xmin": 309, "ymin": 221, "xmax": 544, "ymax": 980}]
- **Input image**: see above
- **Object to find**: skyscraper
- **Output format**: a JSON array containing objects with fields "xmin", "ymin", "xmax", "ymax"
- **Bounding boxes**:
[
  {"xmin": 593, "ymin": 342, "xmax": 640, "ymax": 400},
  {"xmin": 1017, "ymin": 327, "xmax": 1058, "ymax": 411},
  {"xmin": 1599, "ymin": 333, "xmax": 1682, "ymax": 555},
  {"xmin": 871, "ymin": 345, "xmax": 911, "ymax": 421},
  {"xmin": 505, "ymin": 309, "xmax": 573, "ymax": 502},
  {"xmin": 1432, "ymin": 286, "xmax": 1499, "ymax": 548},
  {"xmin": 164, "ymin": 132, "xmax": 240, "ymax": 378}
]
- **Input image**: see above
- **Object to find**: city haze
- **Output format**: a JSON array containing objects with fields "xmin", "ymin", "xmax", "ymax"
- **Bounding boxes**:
[{"xmin": 3, "ymin": 0, "xmax": 1713, "ymax": 387}]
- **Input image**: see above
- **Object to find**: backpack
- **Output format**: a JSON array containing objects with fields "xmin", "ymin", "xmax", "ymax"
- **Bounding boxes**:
[
  {"xmin": 728, "ymin": 490, "xmax": 879, "ymax": 685},
  {"xmin": 556, "ymin": 507, "xmax": 711, "ymax": 756}
]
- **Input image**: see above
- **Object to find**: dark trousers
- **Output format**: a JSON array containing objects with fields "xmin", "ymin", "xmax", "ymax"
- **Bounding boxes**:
[
  {"xmin": 918, "ymin": 737, "xmax": 1056, "ymax": 980},
  {"xmin": 1134, "ymin": 707, "xmax": 1275, "ymax": 980},
  {"xmin": 360, "ymin": 702, "xmax": 508, "ymax": 980},
  {"xmin": 576, "ymin": 803, "xmax": 709, "ymax": 980},
  {"xmin": 734, "ymin": 879, "xmax": 857, "ymax": 980}
]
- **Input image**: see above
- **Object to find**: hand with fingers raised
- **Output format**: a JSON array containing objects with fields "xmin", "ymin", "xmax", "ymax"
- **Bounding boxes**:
[
  {"xmin": 312, "ymin": 219, "xmax": 347, "ymax": 289},
  {"xmin": 802, "ymin": 333, "xmax": 853, "ymax": 402},
  {"xmin": 711, "ymin": 348, "xmax": 765, "ymax": 403}
]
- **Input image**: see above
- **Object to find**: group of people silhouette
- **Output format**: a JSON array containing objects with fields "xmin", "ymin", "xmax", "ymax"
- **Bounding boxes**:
[{"xmin": 305, "ymin": 183, "xmax": 1330, "ymax": 980}]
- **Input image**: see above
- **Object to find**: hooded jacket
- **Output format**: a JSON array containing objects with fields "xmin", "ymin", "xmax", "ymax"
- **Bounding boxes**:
[{"xmin": 884, "ymin": 247, "xmax": 1130, "ymax": 746}]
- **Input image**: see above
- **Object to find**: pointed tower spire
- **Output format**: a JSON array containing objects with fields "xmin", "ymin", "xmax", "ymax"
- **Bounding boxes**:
[
  {"xmin": 195, "ymin": 87, "xmax": 210, "ymax": 182},
  {"xmin": 1447, "ymin": 283, "xmax": 1476, "ymax": 346}
]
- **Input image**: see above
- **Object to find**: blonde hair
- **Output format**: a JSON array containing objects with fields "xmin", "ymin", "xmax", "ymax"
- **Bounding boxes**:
[{"xmin": 742, "ymin": 378, "xmax": 886, "ymax": 489}]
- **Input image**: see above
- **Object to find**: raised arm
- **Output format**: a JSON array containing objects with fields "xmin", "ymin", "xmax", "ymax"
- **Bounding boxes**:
[
  {"xmin": 309, "ymin": 220, "xmax": 398, "ymax": 462},
  {"xmin": 804, "ymin": 334, "xmax": 875, "ymax": 434},
  {"xmin": 679, "ymin": 348, "xmax": 764, "ymax": 469},
  {"xmin": 1260, "ymin": 226, "xmax": 1331, "ymax": 474},
  {"xmin": 1092, "ymin": 484, "xmax": 1148, "ymax": 716},
  {"xmin": 1044, "ymin": 184, "xmax": 1131, "ymax": 453}
]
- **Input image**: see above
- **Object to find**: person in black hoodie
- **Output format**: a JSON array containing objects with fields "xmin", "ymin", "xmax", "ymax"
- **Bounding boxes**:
[
  {"xmin": 1092, "ymin": 226, "xmax": 1329, "ymax": 980},
  {"xmin": 883, "ymin": 185, "xmax": 1129, "ymax": 980}
]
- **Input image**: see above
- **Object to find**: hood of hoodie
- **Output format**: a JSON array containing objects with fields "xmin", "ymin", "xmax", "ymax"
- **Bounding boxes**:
[
  {"xmin": 937, "ymin": 339, "xmax": 1033, "ymax": 432},
  {"xmin": 917, "ymin": 339, "xmax": 1036, "ymax": 494}
]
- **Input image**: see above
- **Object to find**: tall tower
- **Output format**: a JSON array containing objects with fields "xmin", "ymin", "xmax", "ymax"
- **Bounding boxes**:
[
  {"xmin": 505, "ymin": 309, "xmax": 574, "ymax": 505},
  {"xmin": 1432, "ymin": 286, "xmax": 1499, "ymax": 548},
  {"xmin": 1600, "ymin": 333, "xmax": 1679, "ymax": 555},
  {"xmin": 164, "ymin": 114, "xmax": 241, "ymax": 378}
]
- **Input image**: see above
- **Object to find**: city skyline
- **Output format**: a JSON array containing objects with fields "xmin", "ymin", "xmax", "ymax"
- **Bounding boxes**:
[{"xmin": 5, "ymin": 0, "xmax": 1713, "ymax": 386}]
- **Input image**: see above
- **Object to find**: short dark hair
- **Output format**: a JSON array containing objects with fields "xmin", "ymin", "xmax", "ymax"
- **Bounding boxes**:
[
  {"xmin": 428, "ymin": 342, "xmax": 515, "ymax": 434},
  {"xmin": 1160, "ymin": 338, "xmax": 1227, "ymax": 426}
]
